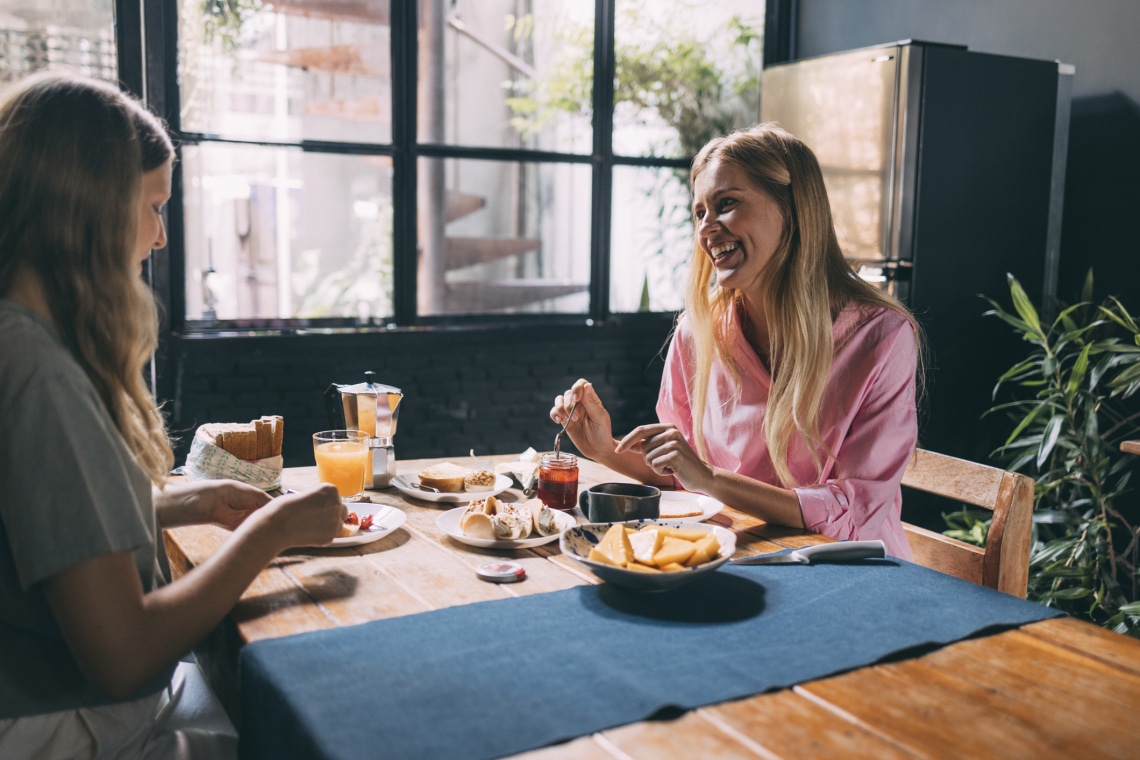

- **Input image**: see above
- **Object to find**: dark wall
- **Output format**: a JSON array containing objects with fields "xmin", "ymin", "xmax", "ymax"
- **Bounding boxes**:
[
  {"xmin": 790, "ymin": 0, "xmax": 1139, "ymax": 525},
  {"xmin": 793, "ymin": 0, "xmax": 1140, "ymax": 313},
  {"xmin": 164, "ymin": 316, "xmax": 673, "ymax": 469}
]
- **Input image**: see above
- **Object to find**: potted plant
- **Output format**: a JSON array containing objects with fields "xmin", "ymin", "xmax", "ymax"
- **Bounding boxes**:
[{"xmin": 953, "ymin": 272, "xmax": 1140, "ymax": 636}]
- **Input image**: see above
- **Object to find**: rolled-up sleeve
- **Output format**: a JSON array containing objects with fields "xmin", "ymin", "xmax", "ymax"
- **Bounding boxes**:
[
  {"xmin": 656, "ymin": 326, "xmax": 693, "ymax": 440},
  {"xmin": 794, "ymin": 319, "xmax": 918, "ymax": 559}
]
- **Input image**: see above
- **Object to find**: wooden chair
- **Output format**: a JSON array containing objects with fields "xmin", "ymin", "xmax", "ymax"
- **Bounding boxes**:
[{"xmin": 901, "ymin": 448, "xmax": 1035, "ymax": 598}]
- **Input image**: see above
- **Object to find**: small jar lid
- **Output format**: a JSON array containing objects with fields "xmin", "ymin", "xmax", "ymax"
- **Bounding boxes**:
[
  {"xmin": 540, "ymin": 452, "xmax": 577, "ymax": 467},
  {"xmin": 476, "ymin": 561, "xmax": 527, "ymax": 583}
]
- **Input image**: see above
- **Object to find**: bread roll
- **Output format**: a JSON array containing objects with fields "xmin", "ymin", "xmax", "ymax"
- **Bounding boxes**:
[{"xmin": 419, "ymin": 462, "xmax": 471, "ymax": 492}]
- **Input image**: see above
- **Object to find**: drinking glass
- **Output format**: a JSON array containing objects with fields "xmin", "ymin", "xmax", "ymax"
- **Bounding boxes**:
[{"xmin": 313, "ymin": 430, "xmax": 369, "ymax": 501}]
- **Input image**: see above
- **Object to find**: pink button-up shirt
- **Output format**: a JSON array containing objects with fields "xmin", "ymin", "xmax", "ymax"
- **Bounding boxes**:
[{"xmin": 657, "ymin": 302, "xmax": 918, "ymax": 559}]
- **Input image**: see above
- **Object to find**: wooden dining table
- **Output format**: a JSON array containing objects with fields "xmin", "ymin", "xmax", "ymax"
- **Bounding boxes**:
[{"xmin": 165, "ymin": 454, "xmax": 1140, "ymax": 758}]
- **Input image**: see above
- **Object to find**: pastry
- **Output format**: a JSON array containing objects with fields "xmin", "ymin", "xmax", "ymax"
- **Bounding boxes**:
[
  {"xmin": 525, "ymin": 498, "xmax": 561, "ymax": 536},
  {"xmin": 463, "ymin": 470, "xmax": 497, "ymax": 492},
  {"xmin": 460, "ymin": 496, "xmax": 532, "ymax": 541},
  {"xmin": 419, "ymin": 462, "xmax": 471, "ymax": 492},
  {"xmin": 460, "ymin": 498, "xmax": 497, "ymax": 539},
  {"xmin": 490, "ymin": 501, "xmax": 532, "ymax": 540}
]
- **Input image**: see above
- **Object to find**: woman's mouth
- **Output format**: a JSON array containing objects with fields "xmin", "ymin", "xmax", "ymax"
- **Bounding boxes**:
[{"xmin": 709, "ymin": 241, "xmax": 740, "ymax": 262}]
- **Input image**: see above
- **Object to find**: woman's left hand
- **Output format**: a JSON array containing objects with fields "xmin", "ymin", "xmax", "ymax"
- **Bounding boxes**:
[
  {"xmin": 616, "ymin": 423, "xmax": 713, "ymax": 492},
  {"xmin": 155, "ymin": 479, "xmax": 272, "ymax": 530}
]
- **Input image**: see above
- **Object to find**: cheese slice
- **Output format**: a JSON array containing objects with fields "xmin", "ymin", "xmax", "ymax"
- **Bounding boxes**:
[
  {"xmin": 653, "ymin": 536, "xmax": 696, "ymax": 567},
  {"xmin": 595, "ymin": 523, "xmax": 633, "ymax": 567},
  {"xmin": 628, "ymin": 527, "xmax": 664, "ymax": 565},
  {"xmin": 683, "ymin": 533, "xmax": 721, "ymax": 567}
]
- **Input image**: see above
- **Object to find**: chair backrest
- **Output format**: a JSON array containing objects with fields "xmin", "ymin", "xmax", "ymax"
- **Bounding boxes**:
[{"xmin": 901, "ymin": 448, "xmax": 1034, "ymax": 598}]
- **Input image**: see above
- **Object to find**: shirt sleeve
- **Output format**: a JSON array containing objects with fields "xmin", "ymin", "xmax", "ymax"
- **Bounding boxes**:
[
  {"xmin": 655, "ymin": 324, "xmax": 694, "ymax": 439},
  {"xmin": 0, "ymin": 358, "xmax": 153, "ymax": 590},
  {"xmin": 793, "ymin": 317, "xmax": 918, "ymax": 558}
]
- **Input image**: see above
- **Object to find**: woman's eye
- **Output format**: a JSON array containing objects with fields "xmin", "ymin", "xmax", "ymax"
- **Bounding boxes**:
[{"xmin": 718, "ymin": 198, "xmax": 736, "ymax": 212}]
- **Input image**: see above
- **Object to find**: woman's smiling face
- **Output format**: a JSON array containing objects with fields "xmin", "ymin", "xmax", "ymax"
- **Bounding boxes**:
[{"xmin": 692, "ymin": 156, "xmax": 787, "ymax": 293}]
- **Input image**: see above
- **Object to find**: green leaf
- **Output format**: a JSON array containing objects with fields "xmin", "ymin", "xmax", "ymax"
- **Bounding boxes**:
[
  {"xmin": 1080, "ymin": 269, "xmax": 1094, "ymax": 302},
  {"xmin": 1008, "ymin": 274, "xmax": 1045, "ymax": 340},
  {"xmin": 1065, "ymin": 343, "xmax": 1092, "ymax": 396},
  {"xmin": 1046, "ymin": 586, "xmax": 1094, "ymax": 601},
  {"xmin": 1037, "ymin": 415, "xmax": 1064, "ymax": 466}
]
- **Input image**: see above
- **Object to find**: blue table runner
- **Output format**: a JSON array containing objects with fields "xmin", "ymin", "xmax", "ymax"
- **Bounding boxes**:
[{"xmin": 239, "ymin": 559, "xmax": 1062, "ymax": 760}]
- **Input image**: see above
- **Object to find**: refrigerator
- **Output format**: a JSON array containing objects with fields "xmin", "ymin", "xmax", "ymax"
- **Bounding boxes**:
[{"xmin": 761, "ymin": 40, "xmax": 1073, "ymax": 468}]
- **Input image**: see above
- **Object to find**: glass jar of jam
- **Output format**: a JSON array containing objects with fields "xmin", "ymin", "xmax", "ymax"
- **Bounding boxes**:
[{"xmin": 537, "ymin": 453, "xmax": 579, "ymax": 512}]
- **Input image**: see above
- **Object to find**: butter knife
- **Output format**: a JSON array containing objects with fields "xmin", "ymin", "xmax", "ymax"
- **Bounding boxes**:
[{"xmin": 729, "ymin": 540, "xmax": 887, "ymax": 565}]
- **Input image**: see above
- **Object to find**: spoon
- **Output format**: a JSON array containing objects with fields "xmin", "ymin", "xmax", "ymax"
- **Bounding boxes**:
[
  {"xmin": 554, "ymin": 401, "xmax": 578, "ymax": 458},
  {"xmin": 393, "ymin": 475, "xmax": 440, "ymax": 493}
]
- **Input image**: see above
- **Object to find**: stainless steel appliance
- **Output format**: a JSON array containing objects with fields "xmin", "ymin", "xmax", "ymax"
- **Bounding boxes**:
[
  {"xmin": 761, "ymin": 40, "xmax": 1073, "ymax": 462},
  {"xmin": 325, "ymin": 372, "xmax": 403, "ymax": 488}
]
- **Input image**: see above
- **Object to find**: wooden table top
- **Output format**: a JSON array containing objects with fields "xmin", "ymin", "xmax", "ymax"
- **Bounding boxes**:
[{"xmin": 165, "ymin": 455, "xmax": 1140, "ymax": 759}]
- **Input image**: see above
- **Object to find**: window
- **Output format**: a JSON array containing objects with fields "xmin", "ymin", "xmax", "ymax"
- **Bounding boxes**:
[
  {"xmin": 0, "ymin": 1, "xmax": 117, "ymax": 84},
  {"xmin": 56, "ymin": 0, "xmax": 764, "ymax": 331}
]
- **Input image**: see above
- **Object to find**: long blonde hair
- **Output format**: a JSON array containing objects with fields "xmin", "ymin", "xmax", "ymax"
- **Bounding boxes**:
[
  {"xmin": 0, "ymin": 74, "xmax": 174, "ymax": 484},
  {"xmin": 684, "ymin": 123, "xmax": 922, "ymax": 487}
]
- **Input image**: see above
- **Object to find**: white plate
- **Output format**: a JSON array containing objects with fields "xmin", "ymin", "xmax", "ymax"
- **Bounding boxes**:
[
  {"xmin": 436, "ymin": 504, "xmax": 577, "ymax": 549},
  {"xmin": 392, "ymin": 473, "xmax": 513, "ymax": 504},
  {"xmin": 324, "ymin": 504, "xmax": 407, "ymax": 547},
  {"xmin": 657, "ymin": 491, "xmax": 724, "ymax": 522},
  {"xmin": 560, "ymin": 519, "xmax": 736, "ymax": 592}
]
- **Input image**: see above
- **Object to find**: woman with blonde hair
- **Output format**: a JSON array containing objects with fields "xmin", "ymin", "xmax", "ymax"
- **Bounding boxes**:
[
  {"xmin": 552, "ymin": 123, "xmax": 922, "ymax": 558},
  {"xmin": 0, "ymin": 74, "xmax": 344, "ymax": 757}
]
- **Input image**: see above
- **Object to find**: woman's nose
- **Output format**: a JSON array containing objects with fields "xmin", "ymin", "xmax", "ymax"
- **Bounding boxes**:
[
  {"xmin": 154, "ymin": 218, "xmax": 168, "ymax": 250},
  {"xmin": 698, "ymin": 211, "xmax": 718, "ymax": 235}
]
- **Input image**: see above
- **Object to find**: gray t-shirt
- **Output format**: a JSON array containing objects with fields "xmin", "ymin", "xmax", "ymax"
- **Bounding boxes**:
[{"xmin": 0, "ymin": 300, "xmax": 172, "ymax": 718}]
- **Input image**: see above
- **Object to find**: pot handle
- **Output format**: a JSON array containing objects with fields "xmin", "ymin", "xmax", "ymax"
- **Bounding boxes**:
[{"xmin": 324, "ymin": 384, "xmax": 347, "ymax": 429}]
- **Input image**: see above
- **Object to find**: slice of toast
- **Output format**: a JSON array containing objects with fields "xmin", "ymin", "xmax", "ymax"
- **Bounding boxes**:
[
  {"xmin": 199, "ymin": 416, "xmax": 284, "ymax": 461},
  {"xmin": 261, "ymin": 415, "xmax": 284, "ymax": 457}
]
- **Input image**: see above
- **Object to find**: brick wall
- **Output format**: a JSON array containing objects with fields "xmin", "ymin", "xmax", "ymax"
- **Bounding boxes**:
[{"xmin": 162, "ymin": 315, "xmax": 675, "ymax": 469}]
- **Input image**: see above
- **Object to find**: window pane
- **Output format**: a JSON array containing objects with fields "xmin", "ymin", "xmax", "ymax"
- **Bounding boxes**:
[
  {"xmin": 421, "ymin": 0, "xmax": 592, "ymax": 152},
  {"xmin": 417, "ymin": 157, "xmax": 590, "ymax": 316},
  {"xmin": 612, "ymin": 0, "xmax": 762, "ymax": 158},
  {"xmin": 182, "ymin": 143, "xmax": 393, "ymax": 323},
  {"xmin": 178, "ymin": 1, "xmax": 391, "ymax": 143},
  {"xmin": 610, "ymin": 165, "xmax": 691, "ymax": 313},
  {"xmin": 0, "ymin": 2, "xmax": 116, "ymax": 84}
]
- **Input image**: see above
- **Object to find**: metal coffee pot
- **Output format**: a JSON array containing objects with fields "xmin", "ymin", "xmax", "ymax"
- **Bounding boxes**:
[{"xmin": 324, "ymin": 371, "xmax": 403, "ymax": 489}]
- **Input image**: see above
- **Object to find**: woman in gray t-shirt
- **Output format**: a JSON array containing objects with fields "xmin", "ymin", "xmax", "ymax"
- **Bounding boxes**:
[{"xmin": 0, "ymin": 74, "xmax": 346, "ymax": 758}]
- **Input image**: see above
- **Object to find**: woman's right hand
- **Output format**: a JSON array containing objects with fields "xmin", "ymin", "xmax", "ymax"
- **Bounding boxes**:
[
  {"xmin": 550, "ymin": 378, "xmax": 616, "ymax": 462},
  {"xmin": 253, "ymin": 485, "xmax": 346, "ymax": 550}
]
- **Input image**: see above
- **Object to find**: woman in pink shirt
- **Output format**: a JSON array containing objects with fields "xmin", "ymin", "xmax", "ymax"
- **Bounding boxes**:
[{"xmin": 552, "ymin": 124, "xmax": 923, "ymax": 559}]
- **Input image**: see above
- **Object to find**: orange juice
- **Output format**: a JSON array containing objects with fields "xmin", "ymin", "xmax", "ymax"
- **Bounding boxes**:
[{"xmin": 314, "ymin": 440, "xmax": 367, "ymax": 499}]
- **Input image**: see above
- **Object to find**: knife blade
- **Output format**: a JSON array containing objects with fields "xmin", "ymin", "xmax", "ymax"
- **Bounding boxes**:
[{"xmin": 729, "ymin": 540, "xmax": 887, "ymax": 565}]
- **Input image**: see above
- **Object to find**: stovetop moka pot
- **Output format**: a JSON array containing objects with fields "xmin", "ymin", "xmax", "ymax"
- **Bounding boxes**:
[{"xmin": 324, "ymin": 371, "xmax": 403, "ymax": 488}]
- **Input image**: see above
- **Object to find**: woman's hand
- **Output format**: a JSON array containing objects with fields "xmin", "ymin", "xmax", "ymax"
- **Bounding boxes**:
[
  {"xmin": 248, "ymin": 485, "xmax": 347, "ymax": 551},
  {"xmin": 617, "ymin": 423, "xmax": 714, "ymax": 492},
  {"xmin": 154, "ymin": 479, "xmax": 271, "ymax": 530},
  {"xmin": 550, "ymin": 379, "xmax": 616, "ymax": 462},
  {"xmin": 46, "ymin": 483, "xmax": 346, "ymax": 701}
]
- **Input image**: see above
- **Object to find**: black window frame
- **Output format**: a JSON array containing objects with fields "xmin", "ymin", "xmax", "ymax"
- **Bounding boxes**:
[{"xmin": 121, "ymin": 0, "xmax": 792, "ymax": 338}]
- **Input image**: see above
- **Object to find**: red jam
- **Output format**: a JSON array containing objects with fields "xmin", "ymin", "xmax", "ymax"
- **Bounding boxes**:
[{"xmin": 537, "ymin": 453, "xmax": 579, "ymax": 512}]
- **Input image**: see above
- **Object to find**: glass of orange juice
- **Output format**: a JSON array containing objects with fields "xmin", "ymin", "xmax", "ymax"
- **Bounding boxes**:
[{"xmin": 313, "ymin": 430, "xmax": 369, "ymax": 502}]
